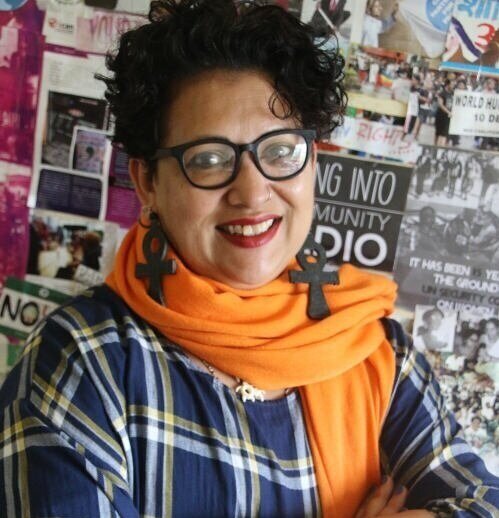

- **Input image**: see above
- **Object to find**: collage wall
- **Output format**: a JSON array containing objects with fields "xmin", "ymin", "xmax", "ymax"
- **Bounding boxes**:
[{"xmin": 0, "ymin": 0, "xmax": 498, "ymax": 474}]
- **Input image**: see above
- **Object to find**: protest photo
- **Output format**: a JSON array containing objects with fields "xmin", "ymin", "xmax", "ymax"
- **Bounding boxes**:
[
  {"xmin": 394, "ymin": 146, "xmax": 499, "ymax": 314},
  {"xmin": 418, "ymin": 304, "xmax": 499, "ymax": 476},
  {"xmin": 345, "ymin": 44, "xmax": 431, "ymax": 117},
  {"xmin": 401, "ymin": 71, "xmax": 498, "ymax": 150}
]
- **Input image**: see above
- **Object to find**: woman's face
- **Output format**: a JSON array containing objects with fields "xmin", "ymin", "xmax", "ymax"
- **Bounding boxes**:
[{"xmin": 132, "ymin": 70, "xmax": 316, "ymax": 289}]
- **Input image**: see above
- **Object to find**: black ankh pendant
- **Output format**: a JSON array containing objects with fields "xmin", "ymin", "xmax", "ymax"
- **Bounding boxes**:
[
  {"xmin": 289, "ymin": 234, "xmax": 339, "ymax": 320},
  {"xmin": 135, "ymin": 213, "xmax": 177, "ymax": 305}
]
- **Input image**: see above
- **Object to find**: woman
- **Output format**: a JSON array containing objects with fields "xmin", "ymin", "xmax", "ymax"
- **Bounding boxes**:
[
  {"xmin": 434, "ymin": 79, "xmax": 454, "ymax": 147},
  {"xmin": 0, "ymin": 1, "xmax": 498, "ymax": 517}
]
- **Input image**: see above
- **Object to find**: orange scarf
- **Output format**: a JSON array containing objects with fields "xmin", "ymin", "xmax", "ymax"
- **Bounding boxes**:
[{"xmin": 106, "ymin": 223, "xmax": 398, "ymax": 517}]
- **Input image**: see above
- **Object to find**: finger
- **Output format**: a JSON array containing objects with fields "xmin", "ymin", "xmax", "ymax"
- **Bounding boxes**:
[
  {"xmin": 357, "ymin": 476, "xmax": 394, "ymax": 518},
  {"xmin": 379, "ymin": 485, "xmax": 407, "ymax": 515}
]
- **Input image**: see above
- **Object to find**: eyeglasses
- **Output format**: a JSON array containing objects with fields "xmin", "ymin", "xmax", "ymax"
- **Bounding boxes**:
[{"xmin": 152, "ymin": 128, "xmax": 316, "ymax": 189}]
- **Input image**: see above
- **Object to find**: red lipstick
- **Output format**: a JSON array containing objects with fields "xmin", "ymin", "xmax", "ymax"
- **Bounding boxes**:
[{"xmin": 217, "ymin": 216, "xmax": 282, "ymax": 248}]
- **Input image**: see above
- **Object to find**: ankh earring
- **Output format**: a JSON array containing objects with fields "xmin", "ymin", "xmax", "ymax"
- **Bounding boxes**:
[
  {"xmin": 289, "ymin": 234, "xmax": 339, "ymax": 319},
  {"xmin": 135, "ymin": 209, "xmax": 177, "ymax": 306}
]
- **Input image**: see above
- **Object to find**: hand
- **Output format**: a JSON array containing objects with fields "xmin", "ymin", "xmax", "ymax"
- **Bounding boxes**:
[{"xmin": 354, "ymin": 476, "xmax": 435, "ymax": 517}]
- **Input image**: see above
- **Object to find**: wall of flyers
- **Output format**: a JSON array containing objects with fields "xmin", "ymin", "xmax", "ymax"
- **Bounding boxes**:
[{"xmin": 0, "ymin": 0, "xmax": 498, "ymax": 474}]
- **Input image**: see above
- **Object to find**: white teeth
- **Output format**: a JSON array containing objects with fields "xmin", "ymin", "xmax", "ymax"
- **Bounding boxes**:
[{"xmin": 223, "ymin": 219, "xmax": 275, "ymax": 236}]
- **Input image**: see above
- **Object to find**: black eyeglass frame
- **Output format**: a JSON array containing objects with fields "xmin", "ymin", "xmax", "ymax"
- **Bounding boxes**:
[{"xmin": 151, "ymin": 128, "xmax": 317, "ymax": 190}]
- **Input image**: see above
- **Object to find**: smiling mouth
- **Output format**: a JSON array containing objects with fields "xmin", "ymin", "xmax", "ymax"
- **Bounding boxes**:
[
  {"xmin": 217, "ymin": 218, "xmax": 281, "ymax": 237},
  {"xmin": 216, "ymin": 217, "xmax": 282, "ymax": 248}
]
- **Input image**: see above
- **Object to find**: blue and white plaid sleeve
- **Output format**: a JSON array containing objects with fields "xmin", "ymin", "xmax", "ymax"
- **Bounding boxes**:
[
  {"xmin": 0, "ymin": 308, "xmax": 138, "ymax": 518},
  {"xmin": 381, "ymin": 318, "xmax": 499, "ymax": 516}
]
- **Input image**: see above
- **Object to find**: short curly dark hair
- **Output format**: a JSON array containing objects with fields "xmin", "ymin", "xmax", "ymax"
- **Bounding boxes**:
[{"xmin": 97, "ymin": 0, "xmax": 346, "ymax": 163}]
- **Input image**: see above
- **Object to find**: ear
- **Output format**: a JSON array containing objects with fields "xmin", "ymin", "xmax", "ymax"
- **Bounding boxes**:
[{"xmin": 129, "ymin": 158, "xmax": 156, "ymax": 207}]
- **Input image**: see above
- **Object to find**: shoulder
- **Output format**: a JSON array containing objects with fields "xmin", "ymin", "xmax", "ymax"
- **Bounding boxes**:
[
  {"xmin": 380, "ymin": 317, "xmax": 432, "ymax": 389},
  {"xmin": 0, "ymin": 285, "xmax": 160, "ymax": 406}
]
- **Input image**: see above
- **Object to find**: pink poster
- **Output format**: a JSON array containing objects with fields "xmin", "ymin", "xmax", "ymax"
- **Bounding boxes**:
[
  {"xmin": 0, "ymin": 25, "xmax": 43, "ymax": 166},
  {"xmin": 0, "ymin": 163, "xmax": 30, "ymax": 290}
]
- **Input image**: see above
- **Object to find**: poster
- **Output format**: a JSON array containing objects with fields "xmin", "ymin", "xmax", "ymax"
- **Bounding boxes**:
[
  {"xmin": 0, "ymin": 161, "xmax": 30, "ymax": 291},
  {"xmin": 393, "ymin": 146, "xmax": 499, "ymax": 315},
  {"xmin": 0, "ymin": 276, "xmax": 69, "ymax": 340},
  {"xmin": 359, "ymin": 0, "xmax": 454, "ymax": 58},
  {"xmin": 449, "ymin": 88, "xmax": 499, "ymax": 138},
  {"xmin": 28, "ymin": 51, "xmax": 110, "ymax": 219},
  {"xmin": 442, "ymin": 0, "xmax": 499, "ymax": 77},
  {"xmin": 312, "ymin": 150, "xmax": 412, "ymax": 271},
  {"xmin": 0, "ymin": 25, "xmax": 43, "ymax": 166}
]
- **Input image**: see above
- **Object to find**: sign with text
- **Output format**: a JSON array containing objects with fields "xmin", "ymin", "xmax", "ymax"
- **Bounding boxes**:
[
  {"xmin": 450, "ymin": 90, "xmax": 499, "ymax": 138},
  {"xmin": 393, "ymin": 146, "xmax": 499, "ymax": 315},
  {"xmin": 312, "ymin": 151, "xmax": 412, "ymax": 271},
  {"xmin": 330, "ymin": 116, "xmax": 422, "ymax": 163},
  {"xmin": 0, "ymin": 277, "xmax": 69, "ymax": 339}
]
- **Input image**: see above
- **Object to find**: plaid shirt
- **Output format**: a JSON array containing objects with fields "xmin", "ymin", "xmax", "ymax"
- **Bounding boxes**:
[{"xmin": 0, "ymin": 285, "xmax": 497, "ymax": 517}]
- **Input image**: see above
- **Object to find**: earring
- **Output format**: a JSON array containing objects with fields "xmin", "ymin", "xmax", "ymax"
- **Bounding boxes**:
[
  {"xmin": 289, "ymin": 234, "xmax": 339, "ymax": 319},
  {"xmin": 135, "ymin": 210, "xmax": 177, "ymax": 305}
]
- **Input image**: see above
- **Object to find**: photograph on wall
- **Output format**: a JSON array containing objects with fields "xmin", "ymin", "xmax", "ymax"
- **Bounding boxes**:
[
  {"xmin": 441, "ymin": 0, "xmax": 499, "ymax": 77},
  {"xmin": 345, "ymin": 44, "xmax": 431, "ymax": 119},
  {"xmin": 413, "ymin": 304, "xmax": 458, "ymax": 353},
  {"xmin": 360, "ymin": 0, "xmax": 454, "ymax": 58},
  {"xmin": 69, "ymin": 126, "xmax": 111, "ymax": 175},
  {"xmin": 26, "ymin": 209, "xmax": 118, "ymax": 289},
  {"xmin": 356, "ymin": 66, "xmax": 499, "ymax": 152},
  {"xmin": 0, "ymin": 25, "xmax": 43, "ymax": 166},
  {"xmin": 417, "ymin": 306, "xmax": 499, "ymax": 476},
  {"xmin": 393, "ymin": 146, "xmax": 499, "ymax": 315},
  {"xmin": 312, "ymin": 149, "xmax": 412, "ymax": 271},
  {"xmin": 42, "ymin": 91, "xmax": 110, "ymax": 169},
  {"xmin": 399, "ymin": 71, "xmax": 497, "ymax": 152}
]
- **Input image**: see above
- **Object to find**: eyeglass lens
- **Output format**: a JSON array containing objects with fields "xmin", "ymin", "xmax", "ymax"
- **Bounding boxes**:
[{"xmin": 182, "ymin": 132, "xmax": 308, "ymax": 187}]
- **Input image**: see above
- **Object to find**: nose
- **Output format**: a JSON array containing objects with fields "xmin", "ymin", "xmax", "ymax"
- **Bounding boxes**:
[{"xmin": 226, "ymin": 151, "xmax": 271, "ymax": 208}]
